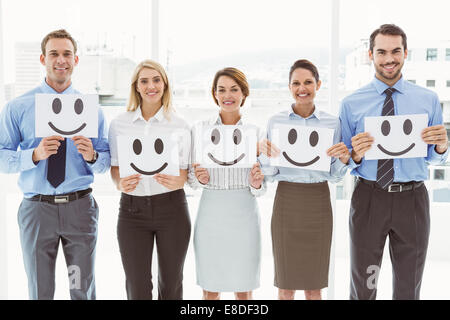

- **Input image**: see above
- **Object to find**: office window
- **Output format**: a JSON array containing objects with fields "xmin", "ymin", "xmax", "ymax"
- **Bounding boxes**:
[
  {"xmin": 407, "ymin": 49, "xmax": 412, "ymax": 61},
  {"xmin": 426, "ymin": 48, "xmax": 438, "ymax": 61},
  {"xmin": 447, "ymin": 80, "xmax": 450, "ymax": 87},
  {"xmin": 434, "ymin": 169, "xmax": 445, "ymax": 180},
  {"xmin": 446, "ymin": 48, "xmax": 450, "ymax": 61},
  {"xmin": 427, "ymin": 80, "xmax": 436, "ymax": 87},
  {"xmin": 408, "ymin": 80, "xmax": 416, "ymax": 84}
]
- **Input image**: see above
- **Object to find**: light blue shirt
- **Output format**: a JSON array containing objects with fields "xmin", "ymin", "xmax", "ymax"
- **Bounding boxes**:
[
  {"xmin": 0, "ymin": 80, "xmax": 110, "ymax": 197},
  {"xmin": 339, "ymin": 76, "xmax": 449, "ymax": 182},
  {"xmin": 259, "ymin": 105, "xmax": 348, "ymax": 183}
]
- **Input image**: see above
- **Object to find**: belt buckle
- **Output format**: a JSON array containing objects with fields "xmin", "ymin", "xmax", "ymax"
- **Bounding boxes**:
[
  {"xmin": 54, "ymin": 195, "xmax": 69, "ymax": 204},
  {"xmin": 388, "ymin": 184, "xmax": 402, "ymax": 193}
]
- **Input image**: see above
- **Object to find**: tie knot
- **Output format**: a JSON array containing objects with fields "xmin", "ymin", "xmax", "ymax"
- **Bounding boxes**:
[{"xmin": 384, "ymin": 87, "xmax": 395, "ymax": 97}]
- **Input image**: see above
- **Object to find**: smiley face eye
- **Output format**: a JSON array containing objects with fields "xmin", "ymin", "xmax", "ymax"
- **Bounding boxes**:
[
  {"xmin": 52, "ymin": 98, "xmax": 62, "ymax": 114},
  {"xmin": 288, "ymin": 129, "xmax": 297, "ymax": 144},
  {"xmin": 211, "ymin": 128, "xmax": 220, "ymax": 145},
  {"xmin": 309, "ymin": 130, "xmax": 319, "ymax": 147},
  {"xmin": 133, "ymin": 139, "xmax": 142, "ymax": 155},
  {"xmin": 403, "ymin": 119, "xmax": 412, "ymax": 135},
  {"xmin": 381, "ymin": 120, "xmax": 391, "ymax": 136},
  {"xmin": 74, "ymin": 98, "xmax": 84, "ymax": 115},
  {"xmin": 233, "ymin": 129, "xmax": 242, "ymax": 145},
  {"xmin": 154, "ymin": 138, "xmax": 164, "ymax": 154}
]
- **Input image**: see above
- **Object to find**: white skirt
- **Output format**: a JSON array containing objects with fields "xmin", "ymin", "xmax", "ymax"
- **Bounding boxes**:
[{"xmin": 194, "ymin": 188, "xmax": 261, "ymax": 292}]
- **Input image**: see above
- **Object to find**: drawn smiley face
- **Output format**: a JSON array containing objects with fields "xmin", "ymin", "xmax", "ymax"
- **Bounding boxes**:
[
  {"xmin": 282, "ymin": 128, "xmax": 321, "ymax": 167},
  {"xmin": 207, "ymin": 128, "xmax": 246, "ymax": 166},
  {"xmin": 48, "ymin": 97, "xmax": 87, "ymax": 135},
  {"xmin": 129, "ymin": 138, "xmax": 168, "ymax": 175},
  {"xmin": 377, "ymin": 118, "xmax": 415, "ymax": 156}
]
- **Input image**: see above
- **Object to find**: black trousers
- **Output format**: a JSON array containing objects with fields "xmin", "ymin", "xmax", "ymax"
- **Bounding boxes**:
[
  {"xmin": 349, "ymin": 179, "xmax": 430, "ymax": 300},
  {"xmin": 117, "ymin": 189, "xmax": 191, "ymax": 300}
]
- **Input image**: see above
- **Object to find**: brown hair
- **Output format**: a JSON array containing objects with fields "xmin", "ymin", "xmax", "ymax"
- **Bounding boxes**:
[
  {"xmin": 127, "ymin": 59, "xmax": 174, "ymax": 120},
  {"xmin": 41, "ymin": 29, "xmax": 78, "ymax": 55},
  {"xmin": 289, "ymin": 59, "xmax": 320, "ymax": 83},
  {"xmin": 369, "ymin": 24, "xmax": 407, "ymax": 52},
  {"xmin": 211, "ymin": 67, "xmax": 249, "ymax": 107}
]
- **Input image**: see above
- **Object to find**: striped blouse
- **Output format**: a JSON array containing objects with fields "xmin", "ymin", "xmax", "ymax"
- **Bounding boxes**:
[{"xmin": 188, "ymin": 113, "xmax": 266, "ymax": 196}]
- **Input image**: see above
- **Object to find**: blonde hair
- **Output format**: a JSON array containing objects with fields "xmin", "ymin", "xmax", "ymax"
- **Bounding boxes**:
[{"xmin": 127, "ymin": 59, "xmax": 174, "ymax": 119}]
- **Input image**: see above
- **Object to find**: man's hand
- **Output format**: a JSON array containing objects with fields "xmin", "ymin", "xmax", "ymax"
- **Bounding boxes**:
[
  {"xmin": 351, "ymin": 132, "xmax": 374, "ymax": 164},
  {"xmin": 72, "ymin": 136, "xmax": 95, "ymax": 161},
  {"xmin": 422, "ymin": 125, "xmax": 448, "ymax": 154},
  {"xmin": 32, "ymin": 135, "xmax": 64, "ymax": 162}
]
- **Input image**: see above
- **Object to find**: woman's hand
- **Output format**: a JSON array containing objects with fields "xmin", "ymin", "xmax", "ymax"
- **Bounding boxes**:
[
  {"xmin": 327, "ymin": 142, "xmax": 351, "ymax": 165},
  {"xmin": 249, "ymin": 163, "xmax": 264, "ymax": 189},
  {"xmin": 154, "ymin": 169, "xmax": 188, "ymax": 190},
  {"xmin": 257, "ymin": 139, "xmax": 280, "ymax": 157},
  {"xmin": 192, "ymin": 163, "xmax": 210, "ymax": 185},
  {"xmin": 118, "ymin": 174, "xmax": 141, "ymax": 193}
]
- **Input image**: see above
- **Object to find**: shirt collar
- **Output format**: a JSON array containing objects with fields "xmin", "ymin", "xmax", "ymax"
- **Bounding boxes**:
[
  {"xmin": 208, "ymin": 112, "xmax": 244, "ymax": 125},
  {"xmin": 40, "ymin": 79, "xmax": 76, "ymax": 94},
  {"xmin": 372, "ymin": 75, "xmax": 405, "ymax": 95},
  {"xmin": 132, "ymin": 105, "xmax": 165, "ymax": 123},
  {"xmin": 288, "ymin": 103, "xmax": 321, "ymax": 120}
]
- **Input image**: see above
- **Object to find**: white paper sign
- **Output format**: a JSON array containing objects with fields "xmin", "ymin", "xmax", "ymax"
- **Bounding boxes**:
[
  {"xmin": 117, "ymin": 134, "xmax": 180, "ymax": 178},
  {"xmin": 270, "ymin": 123, "xmax": 334, "ymax": 172},
  {"xmin": 364, "ymin": 114, "xmax": 428, "ymax": 160},
  {"xmin": 196, "ymin": 125, "xmax": 257, "ymax": 168},
  {"xmin": 35, "ymin": 94, "xmax": 98, "ymax": 138}
]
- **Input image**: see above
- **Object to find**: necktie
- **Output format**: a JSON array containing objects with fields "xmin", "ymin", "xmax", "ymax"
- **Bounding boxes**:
[
  {"xmin": 376, "ymin": 87, "xmax": 396, "ymax": 189},
  {"xmin": 47, "ymin": 138, "xmax": 66, "ymax": 188}
]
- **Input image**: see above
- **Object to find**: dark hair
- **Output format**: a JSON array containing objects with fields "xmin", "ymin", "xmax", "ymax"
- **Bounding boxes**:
[
  {"xmin": 289, "ymin": 59, "xmax": 319, "ymax": 83},
  {"xmin": 41, "ymin": 29, "xmax": 77, "ymax": 55},
  {"xmin": 211, "ymin": 67, "xmax": 249, "ymax": 107},
  {"xmin": 369, "ymin": 24, "xmax": 407, "ymax": 52}
]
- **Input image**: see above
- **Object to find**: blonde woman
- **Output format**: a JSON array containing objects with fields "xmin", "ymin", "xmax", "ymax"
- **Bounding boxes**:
[{"xmin": 108, "ymin": 60, "xmax": 191, "ymax": 300}]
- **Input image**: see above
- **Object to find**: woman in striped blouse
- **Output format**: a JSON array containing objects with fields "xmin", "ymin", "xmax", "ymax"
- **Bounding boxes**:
[{"xmin": 190, "ymin": 67, "xmax": 265, "ymax": 300}]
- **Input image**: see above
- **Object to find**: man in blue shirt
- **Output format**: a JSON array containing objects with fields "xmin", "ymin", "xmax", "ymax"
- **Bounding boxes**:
[
  {"xmin": 340, "ymin": 24, "xmax": 448, "ymax": 300},
  {"xmin": 0, "ymin": 29, "xmax": 110, "ymax": 299}
]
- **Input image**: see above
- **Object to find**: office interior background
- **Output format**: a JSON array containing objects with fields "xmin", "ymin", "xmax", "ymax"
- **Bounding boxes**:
[{"xmin": 1, "ymin": 0, "xmax": 450, "ymax": 299}]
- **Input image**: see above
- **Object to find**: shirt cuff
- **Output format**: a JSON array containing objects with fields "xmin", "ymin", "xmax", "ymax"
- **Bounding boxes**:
[
  {"xmin": 430, "ymin": 145, "xmax": 450, "ymax": 164},
  {"xmin": 21, "ymin": 148, "xmax": 38, "ymax": 172},
  {"xmin": 348, "ymin": 157, "xmax": 361, "ymax": 170},
  {"xmin": 88, "ymin": 151, "xmax": 109, "ymax": 173},
  {"xmin": 249, "ymin": 179, "xmax": 267, "ymax": 197}
]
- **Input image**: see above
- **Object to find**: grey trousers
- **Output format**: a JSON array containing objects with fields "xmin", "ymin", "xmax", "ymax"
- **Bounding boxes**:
[
  {"xmin": 349, "ymin": 179, "xmax": 430, "ymax": 300},
  {"xmin": 18, "ymin": 193, "xmax": 99, "ymax": 300}
]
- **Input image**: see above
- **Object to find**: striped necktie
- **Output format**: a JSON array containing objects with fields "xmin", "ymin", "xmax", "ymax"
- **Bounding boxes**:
[{"xmin": 376, "ymin": 87, "xmax": 396, "ymax": 189}]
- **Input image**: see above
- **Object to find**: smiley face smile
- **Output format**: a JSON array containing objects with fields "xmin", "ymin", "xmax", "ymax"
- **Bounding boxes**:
[
  {"xmin": 377, "ymin": 143, "xmax": 416, "ymax": 156},
  {"xmin": 282, "ymin": 152, "xmax": 320, "ymax": 167},
  {"xmin": 48, "ymin": 122, "xmax": 87, "ymax": 135},
  {"xmin": 130, "ymin": 162, "xmax": 168, "ymax": 175},
  {"xmin": 207, "ymin": 152, "xmax": 245, "ymax": 166}
]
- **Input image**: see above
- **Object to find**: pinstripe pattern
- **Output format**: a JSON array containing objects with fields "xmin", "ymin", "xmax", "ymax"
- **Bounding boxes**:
[{"xmin": 376, "ymin": 88, "xmax": 396, "ymax": 189}]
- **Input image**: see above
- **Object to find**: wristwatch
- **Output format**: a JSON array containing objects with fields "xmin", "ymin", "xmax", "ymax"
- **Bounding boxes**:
[{"xmin": 87, "ymin": 151, "xmax": 98, "ymax": 164}]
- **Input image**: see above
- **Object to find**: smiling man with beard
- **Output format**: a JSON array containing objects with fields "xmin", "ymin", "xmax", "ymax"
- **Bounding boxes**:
[{"xmin": 339, "ymin": 24, "xmax": 449, "ymax": 300}]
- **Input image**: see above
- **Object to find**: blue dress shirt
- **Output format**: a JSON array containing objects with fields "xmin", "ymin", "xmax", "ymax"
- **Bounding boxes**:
[
  {"xmin": 339, "ymin": 76, "xmax": 449, "ymax": 182},
  {"xmin": 259, "ymin": 105, "xmax": 348, "ymax": 183},
  {"xmin": 0, "ymin": 80, "xmax": 110, "ymax": 197}
]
